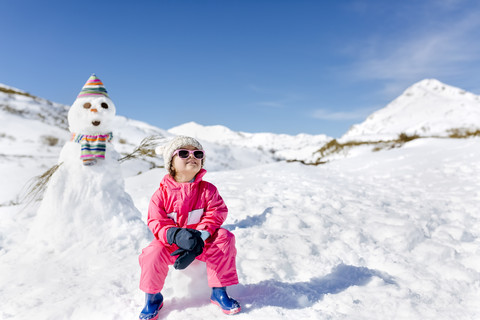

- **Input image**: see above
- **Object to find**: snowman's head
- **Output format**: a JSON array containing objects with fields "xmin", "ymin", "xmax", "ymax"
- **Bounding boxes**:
[
  {"xmin": 68, "ymin": 96, "xmax": 116, "ymax": 134},
  {"xmin": 68, "ymin": 74, "xmax": 116, "ymax": 134}
]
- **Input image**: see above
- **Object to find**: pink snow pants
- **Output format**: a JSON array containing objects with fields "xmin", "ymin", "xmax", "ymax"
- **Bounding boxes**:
[{"xmin": 139, "ymin": 228, "xmax": 239, "ymax": 294}]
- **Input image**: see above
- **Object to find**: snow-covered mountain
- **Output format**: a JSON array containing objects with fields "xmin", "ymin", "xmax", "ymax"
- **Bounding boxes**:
[
  {"xmin": 342, "ymin": 79, "xmax": 480, "ymax": 141},
  {"xmin": 169, "ymin": 121, "xmax": 331, "ymax": 165}
]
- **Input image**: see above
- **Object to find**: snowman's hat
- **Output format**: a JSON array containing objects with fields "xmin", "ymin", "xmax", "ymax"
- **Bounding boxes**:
[{"xmin": 77, "ymin": 74, "xmax": 109, "ymax": 98}]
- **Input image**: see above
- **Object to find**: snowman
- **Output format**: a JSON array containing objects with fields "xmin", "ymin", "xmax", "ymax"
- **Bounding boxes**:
[
  {"xmin": 67, "ymin": 74, "xmax": 116, "ymax": 166},
  {"xmin": 28, "ymin": 74, "xmax": 149, "ymax": 253}
]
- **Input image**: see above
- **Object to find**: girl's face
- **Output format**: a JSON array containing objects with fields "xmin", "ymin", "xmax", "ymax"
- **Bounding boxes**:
[{"xmin": 171, "ymin": 145, "xmax": 202, "ymax": 182}]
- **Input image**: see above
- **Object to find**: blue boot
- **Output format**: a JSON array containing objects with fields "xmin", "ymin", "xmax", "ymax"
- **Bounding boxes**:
[
  {"xmin": 139, "ymin": 292, "xmax": 163, "ymax": 320},
  {"xmin": 210, "ymin": 287, "xmax": 241, "ymax": 315}
]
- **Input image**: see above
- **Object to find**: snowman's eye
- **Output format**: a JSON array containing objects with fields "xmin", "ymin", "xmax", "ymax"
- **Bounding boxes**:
[
  {"xmin": 83, "ymin": 103, "xmax": 91, "ymax": 109},
  {"xmin": 101, "ymin": 103, "xmax": 109, "ymax": 109}
]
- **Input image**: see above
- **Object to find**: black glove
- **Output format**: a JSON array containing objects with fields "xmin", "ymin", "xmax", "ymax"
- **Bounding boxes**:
[
  {"xmin": 170, "ymin": 242, "xmax": 204, "ymax": 270},
  {"xmin": 167, "ymin": 228, "xmax": 205, "ymax": 270},
  {"xmin": 166, "ymin": 227, "xmax": 203, "ymax": 251}
]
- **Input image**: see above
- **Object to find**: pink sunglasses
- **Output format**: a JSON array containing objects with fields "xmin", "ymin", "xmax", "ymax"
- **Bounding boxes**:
[{"xmin": 173, "ymin": 149, "xmax": 205, "ymax": 160}]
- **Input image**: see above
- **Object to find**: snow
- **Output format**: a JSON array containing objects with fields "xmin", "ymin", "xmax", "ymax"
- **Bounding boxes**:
[
  {"xmin": 2, "ymin": 137, "xmax": 480, "ymax": 319},
  {"xmin": 169, "ymin": 121, "xmax": 331, "ymax": 164},
  {"xmin": 1, "ymin": 79, "xmax": 480, "ymax": 319},
  {"xmin": 342, "ymin": 79, "xmax": 480, "ymax": 142}
]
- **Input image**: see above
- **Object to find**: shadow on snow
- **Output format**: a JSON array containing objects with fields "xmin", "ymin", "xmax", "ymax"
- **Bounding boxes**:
[
  {"xmin": 231, "ymin": 264, "xmax": 396, "ymax": 312},
  {"xmin": 223, "ymin": 207, "xmax": 273, "ymax": 230},
  {"xmin": 160, "ymin": 263, "xmax": 395, "ymax": 317}
]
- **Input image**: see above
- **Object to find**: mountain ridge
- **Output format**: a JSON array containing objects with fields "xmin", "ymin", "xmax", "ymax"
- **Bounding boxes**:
[{"xmin": 342, "ymin": 79, "xmax": 480, "ymax": 141}]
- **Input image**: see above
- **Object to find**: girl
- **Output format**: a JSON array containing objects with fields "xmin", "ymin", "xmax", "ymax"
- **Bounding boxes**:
[{"xmin": 139, "ymin": 136, "xmax": 241, "ymax": 319}]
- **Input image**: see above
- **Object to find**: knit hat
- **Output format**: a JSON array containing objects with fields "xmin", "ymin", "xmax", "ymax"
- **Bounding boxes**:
[
  {"xmin": 157, "ymin": 136, "xmax": 204, "ymax": 175},
  {"xmin": 77, "ymin": 74, "xmax": 109, "ymax": 98}
]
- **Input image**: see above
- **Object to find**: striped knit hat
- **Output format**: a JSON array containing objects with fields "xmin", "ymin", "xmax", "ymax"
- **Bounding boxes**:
[{"xmin": 77, "ymin": 74, "xmax": 109, "ymax": 98}]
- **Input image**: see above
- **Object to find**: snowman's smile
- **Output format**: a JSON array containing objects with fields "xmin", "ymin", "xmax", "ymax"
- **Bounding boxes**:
[{"xmin": 92, "ymin": 120, "xmax": 101, "ymax": 126}]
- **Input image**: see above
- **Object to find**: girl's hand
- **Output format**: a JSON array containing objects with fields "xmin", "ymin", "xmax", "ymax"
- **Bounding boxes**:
[
  {"xmin": 170, "ymin": 242, "xmax": 204, "ymax": 270},
  {"xmin": 166, "ymin": 227, "xmax": 203, "ymax": 251}
]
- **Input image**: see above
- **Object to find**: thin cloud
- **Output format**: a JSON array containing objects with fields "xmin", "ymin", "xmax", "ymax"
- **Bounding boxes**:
[
  {"xmin": 257, "ymin": 101, "xmax": 285, "ymax": 108},
  {"xmin": 250, "ymin": 87, "xmax": 306, "ymax": 109},
  {"xmin": 348, "ymin": 5, "xmax": 480, "ymax": 95},
  {"xmin": 311, "ymin": 107, "xmax": 377, "ymax": 121},
  {"xmin": 247, "ymin": 84, "xmax": 268, "ymax": 94}
]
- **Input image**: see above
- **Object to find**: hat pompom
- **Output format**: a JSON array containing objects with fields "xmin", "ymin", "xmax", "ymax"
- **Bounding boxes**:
[{"xmin": 155, "ymin": 145, "xmax": 165, "ymax": 156}]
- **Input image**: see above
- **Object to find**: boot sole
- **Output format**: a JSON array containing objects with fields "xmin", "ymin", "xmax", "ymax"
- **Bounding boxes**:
[
  {"xmin": 210, "ymin": 300, "xmax": 241, "ymax": 315},
  {"xmin": 139, "ymin": 302, "xmax": 163, "ymax": 320}
]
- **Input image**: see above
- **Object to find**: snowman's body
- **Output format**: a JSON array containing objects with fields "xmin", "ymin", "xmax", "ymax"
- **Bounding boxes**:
[{"xmin": 29, "ymin": 75, "xmax": 148, "ymax": 252}]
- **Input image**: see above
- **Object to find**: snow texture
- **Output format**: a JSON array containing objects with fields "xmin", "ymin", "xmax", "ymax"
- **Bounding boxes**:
[{"xmin": 1, "ymin": 79, "xmax": 480, "ymax": 319}]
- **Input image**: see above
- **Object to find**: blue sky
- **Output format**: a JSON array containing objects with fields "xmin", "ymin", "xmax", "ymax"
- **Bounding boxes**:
[{"xmin": 2, "ymin": 0, "xmax": 480, "ymax": 137}]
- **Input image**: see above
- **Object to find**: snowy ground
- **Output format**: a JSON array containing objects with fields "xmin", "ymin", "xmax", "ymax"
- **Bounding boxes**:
[{"xmin": 1, "ymin": 137, "xmax": 480, "ymax": 319}]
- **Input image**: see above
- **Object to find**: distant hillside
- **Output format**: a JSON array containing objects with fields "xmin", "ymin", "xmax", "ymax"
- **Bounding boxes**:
[
  {"xmin": 1, "ymin": 84, "xmax": 70, "ymax": 129},
  {"xmin": 342, "ymin": 79, "xmax": 480, "ymax": 142},
  {"xmin": 169, "ymin": 121, "xmax": 331, "ymax": 164},
  {"xmin": 308, "ymin": 79, "xmax": 480, "ymax": 163}
]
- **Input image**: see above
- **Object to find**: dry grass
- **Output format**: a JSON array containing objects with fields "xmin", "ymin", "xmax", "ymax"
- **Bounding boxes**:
[
  {"xmin": 40, "ymin": 135, "xmax": 60, "ymax": 146},
  {"xmin": 308, "ymin": 129, "xmax": 479, "ymax": 165},
  {"xmin": 447, "ymin": 128, "xmax": 480, "ymax": 138},
  {"xmin": 118, "ymin": 135, "xmax": 166, "ymax": 163},
  {"xmin": 309, "ymin": 132, "xmax": 422, "ymax": 165},
  {"xmin": 19, "ymin": 162, "xmax": 63, "ymax": 206},
  {"xmin": 0, "ymin": 86, "xmax": 36, "ymax": 98}
]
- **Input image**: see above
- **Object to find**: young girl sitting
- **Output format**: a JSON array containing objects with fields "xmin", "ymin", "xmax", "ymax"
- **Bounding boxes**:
[{"xmin": 138, "ymin": 136, "xmax": 241, "ymax": 319}]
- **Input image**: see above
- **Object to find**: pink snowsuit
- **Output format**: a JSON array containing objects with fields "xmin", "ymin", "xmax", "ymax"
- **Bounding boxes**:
[{"xmin": 139, "ymin": 169, "xmax": 239, "ymax": 294}]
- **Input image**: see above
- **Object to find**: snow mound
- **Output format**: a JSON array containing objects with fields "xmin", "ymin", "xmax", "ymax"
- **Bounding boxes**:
[{"xmin": 27, "ymin": 144, "xmax": 149, "ymax": 252}]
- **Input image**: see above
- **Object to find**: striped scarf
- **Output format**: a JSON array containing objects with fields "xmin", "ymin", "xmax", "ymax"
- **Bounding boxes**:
[{"xmin": 71, "ymin": 132, "xmax": 113, "ymax": 165}]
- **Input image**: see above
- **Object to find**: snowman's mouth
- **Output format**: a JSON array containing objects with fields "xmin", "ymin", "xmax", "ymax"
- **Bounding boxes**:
[{"xmin": 92, "ymin": 121, "xmax": 101, "ymax": 126}]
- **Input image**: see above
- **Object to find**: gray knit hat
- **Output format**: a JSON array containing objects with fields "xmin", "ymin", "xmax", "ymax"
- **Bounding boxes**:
[{"xmin": 157, "ymin": 135, "xmax": 204, "ymax": 175}]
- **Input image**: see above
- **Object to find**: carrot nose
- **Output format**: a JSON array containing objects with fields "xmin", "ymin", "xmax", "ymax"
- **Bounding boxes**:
[{"xmin": 90, "ymin": 108, "xmax": 98, "ymax": 113}]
